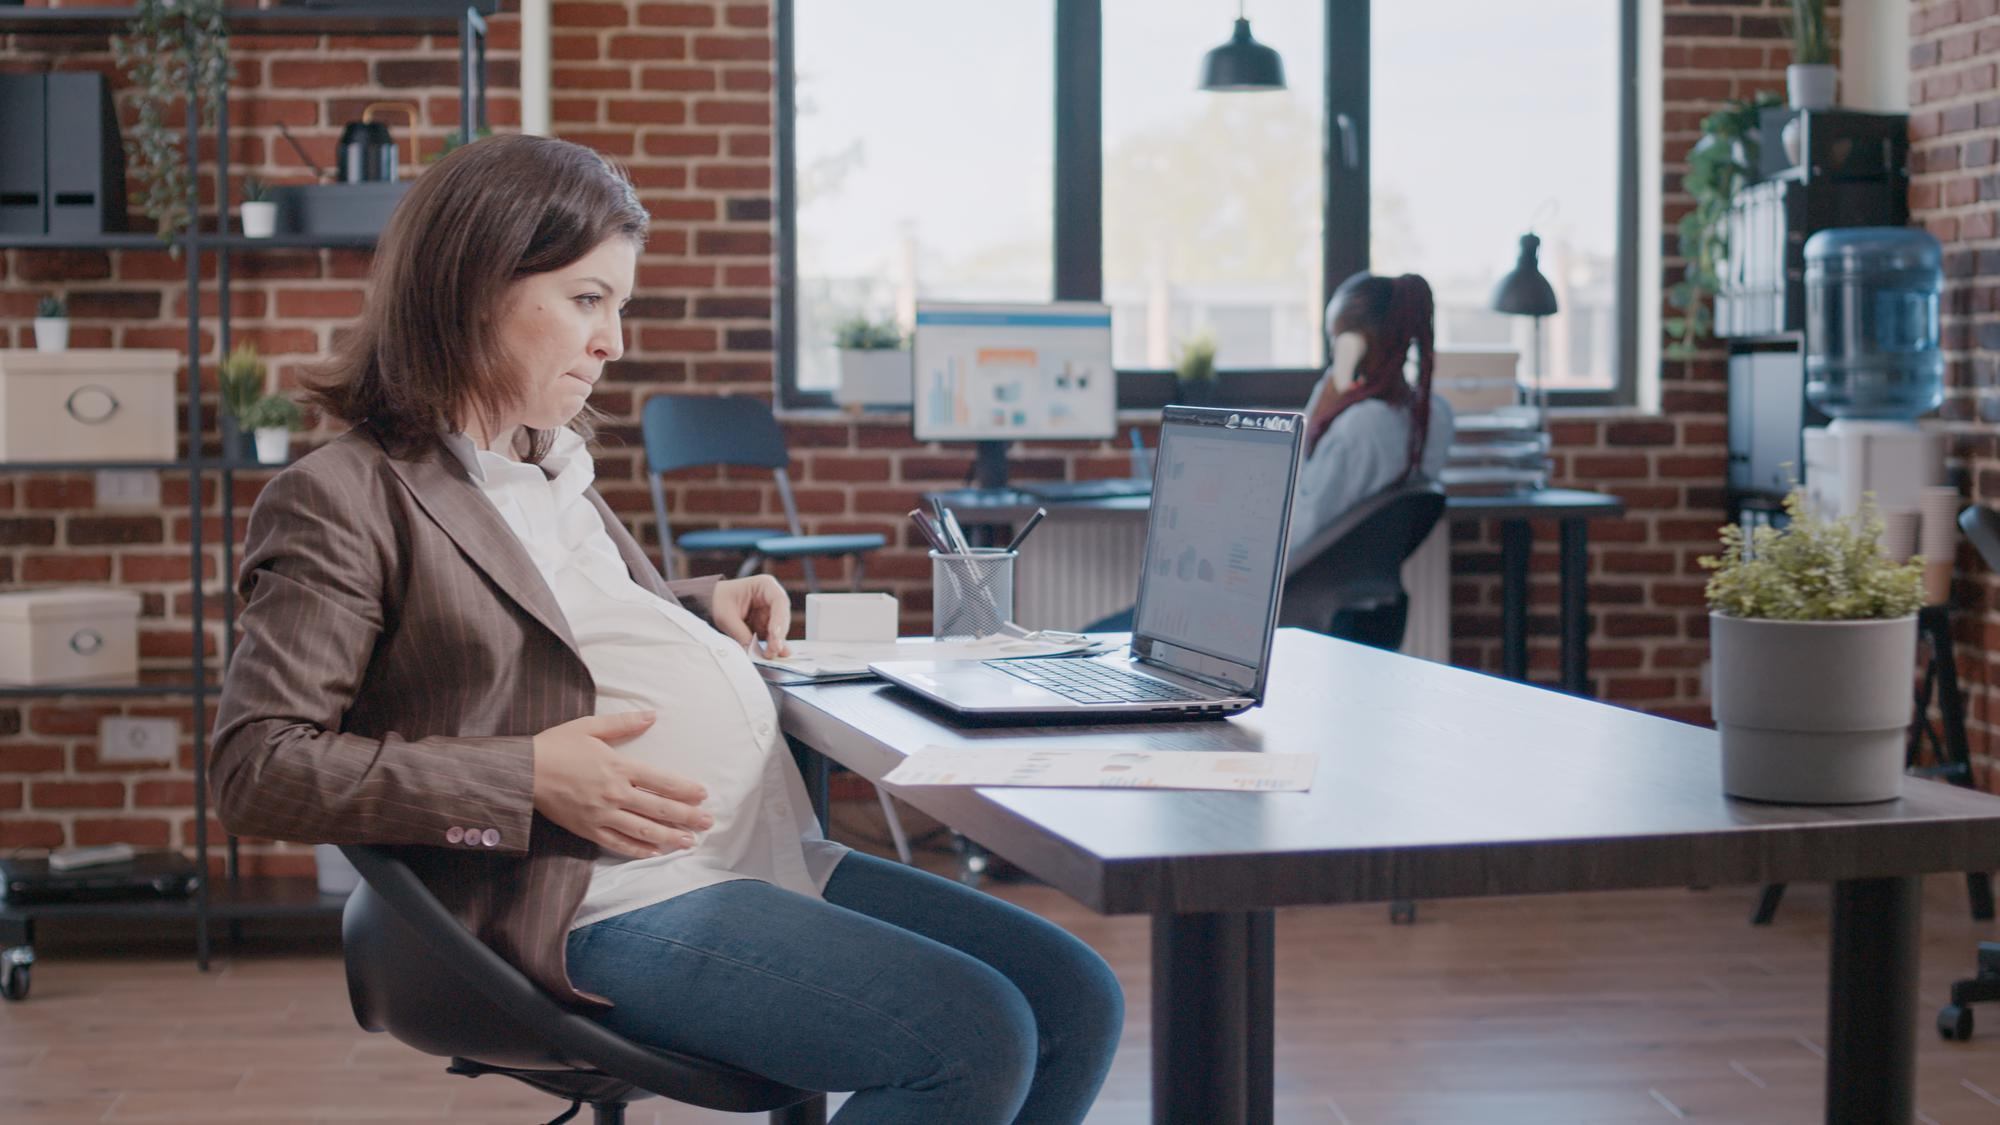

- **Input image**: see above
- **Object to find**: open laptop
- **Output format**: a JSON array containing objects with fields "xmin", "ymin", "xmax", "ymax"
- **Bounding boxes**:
[{"xmin": 871, "ymin": 405, "xmax": 1305, "ymax": 720}]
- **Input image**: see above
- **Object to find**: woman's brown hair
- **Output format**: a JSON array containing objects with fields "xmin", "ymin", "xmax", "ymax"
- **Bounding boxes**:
[
  {"xmin": 1302, "ymin": 272, "xmax": 1436, "ymax": 479},
  {"xmin": 307, "ymin": 133, "xmax": 649, "ymax": 462}
]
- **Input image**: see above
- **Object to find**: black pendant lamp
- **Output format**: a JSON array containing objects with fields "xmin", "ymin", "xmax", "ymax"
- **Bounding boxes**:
[{"xmin": 1200, "ymin": 2, "xmax": 1286, "ymax": 92}]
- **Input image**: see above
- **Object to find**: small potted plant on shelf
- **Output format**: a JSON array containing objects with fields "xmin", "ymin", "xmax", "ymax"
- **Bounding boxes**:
[
  {"xmin": 1702, "ymin": 487, "xmax": 1924, "ymax": 805},
  {"xmin": 240, "ymin": 176, "xmax": 277, "ymax": 239},
  {"xmin": 241, "ymin": 392, "xmax": 302, "ymax": 465},
  {"xmin": 33, "ymin": 293, "xmax": 68, "ymax": 353},
  {"xmin": 1174, "ymin": 331, "xmax": 1219, "ymax": 405},
  {"xmin": 831, "ymin": 313, "xmax": 911, "ymax": 408},
  {"xmin": 1787, "ymin": 0, "xmax": 1836, "ymax": 110},
  {"xmin": 112, "ymin": 0, "xmax": 232, "ymax": 249},
  {"xmin": 217, "ymin": 343, "xmax": 267, "ymax": 463}
]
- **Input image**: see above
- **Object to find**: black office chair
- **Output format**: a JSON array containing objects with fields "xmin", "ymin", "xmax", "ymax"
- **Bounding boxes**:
[
  {"xmin": 339, "ymin": 845, "xmax": 827, "ymax": 1124},
  {"xmin": 1935, "ymin": 504, "xmax": 2000, "ymax": 1041},
  {"xmin": 1278, "ymin": 479, "xmax": 1447, "ymax": 649},
  {"xmin": 642, "ymin": 394, "xmax": 885, "ymax": 591}
]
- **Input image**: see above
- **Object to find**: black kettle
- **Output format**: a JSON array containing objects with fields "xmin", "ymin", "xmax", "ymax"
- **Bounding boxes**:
[{"xmin": 337, "ymin": 121, "xmax": 397, "ymax": 183}]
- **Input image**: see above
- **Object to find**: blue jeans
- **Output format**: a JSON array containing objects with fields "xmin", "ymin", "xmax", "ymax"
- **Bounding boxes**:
[{"xmin": 564, "ymin": 852, "xmax": 1124, "ymax": 1124}]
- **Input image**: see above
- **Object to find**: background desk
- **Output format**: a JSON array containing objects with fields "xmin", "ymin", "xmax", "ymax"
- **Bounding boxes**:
[
  {"xmin": 929, "ymin": 486, "xmax": 1626, "ymax": 695},
  {"xmin": 778, "ymin": 628, "xmax": 2000, "ymax": 1125}
]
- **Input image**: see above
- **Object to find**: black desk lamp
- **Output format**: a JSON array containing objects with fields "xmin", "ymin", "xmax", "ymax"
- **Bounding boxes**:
[
  {"xmin": 1200, "ymin": 2, "xmax": 1286, "ymax": 91},
  {"xmin": 1491, "ymin": 232, "xmax": 1560, "ymax": 423}
]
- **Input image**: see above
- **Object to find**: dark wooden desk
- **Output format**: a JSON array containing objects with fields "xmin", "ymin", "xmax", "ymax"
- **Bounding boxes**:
[
  {"xmin": 778, "ymin": 628, "xmax": 2000, "ymax": 1125},
  {"xmin": 929, "ymin": 486, "xmax": 1626, "ymax": 695}
]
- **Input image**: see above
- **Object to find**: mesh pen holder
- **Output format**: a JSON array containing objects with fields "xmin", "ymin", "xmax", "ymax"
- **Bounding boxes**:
[{"xmin": 930, "ymin": 548, "xmax": 1016, "ymax": 641}]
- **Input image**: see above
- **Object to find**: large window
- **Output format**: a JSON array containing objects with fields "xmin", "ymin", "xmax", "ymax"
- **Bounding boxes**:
[{"xmin": 777, "ymin": 0, "xmax": 1640, "ymax": 409}]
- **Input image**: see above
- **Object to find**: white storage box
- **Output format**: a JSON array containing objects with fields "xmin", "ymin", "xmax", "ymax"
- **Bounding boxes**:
[
  {"xmin": 0, "ymin": 349, "xmax": 180, "ymax": 463},
  {"xmin": 0, "ymin": 587, "xmax": 144, "ymax": 685}
]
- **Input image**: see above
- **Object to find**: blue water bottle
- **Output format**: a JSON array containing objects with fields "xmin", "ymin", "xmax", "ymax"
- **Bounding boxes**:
[{"xmin": 1803, "ymin": 227, "xmax": 1944, "ymax": 419}]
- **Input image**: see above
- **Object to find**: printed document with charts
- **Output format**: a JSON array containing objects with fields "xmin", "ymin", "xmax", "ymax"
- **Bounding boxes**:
[{"xmin": 884, "ymin": 747, "xmax": 1317, "ymax": 792}]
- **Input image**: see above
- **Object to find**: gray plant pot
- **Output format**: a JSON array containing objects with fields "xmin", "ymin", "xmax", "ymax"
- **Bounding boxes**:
[
  {"xmin": 1787, "ymin": 63, "xmax": 1837, "ymax": 110},
  {"xmin": 1710, "ymin": 612, "xmax": 1917, "ymax": 804}
]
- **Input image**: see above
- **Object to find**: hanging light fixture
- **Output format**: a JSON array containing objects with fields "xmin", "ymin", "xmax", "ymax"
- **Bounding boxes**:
[{"xmin": 1199, "ymin": 1, "xmax": 1286, "ymax": 92}]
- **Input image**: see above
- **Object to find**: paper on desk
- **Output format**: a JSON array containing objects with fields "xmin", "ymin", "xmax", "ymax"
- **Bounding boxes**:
[
  {"xmin": 752, "ymin": 635, "xmax": 1095, "ymax": 680},
  {"xmin": 884, "ymin": 747, "xmax": 1316, "ymax": 792}
]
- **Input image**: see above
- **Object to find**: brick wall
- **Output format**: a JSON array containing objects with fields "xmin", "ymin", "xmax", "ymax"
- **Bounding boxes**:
[
  {"xmin": 13, "ymin": 0, "xmax": 1965, "ymax": 863},
  {"xmin": 1910, "ymin": 0, "xmax": 2000, "ymax": 790}
]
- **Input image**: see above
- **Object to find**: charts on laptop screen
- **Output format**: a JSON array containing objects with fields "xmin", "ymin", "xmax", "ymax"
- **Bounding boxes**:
[
  {"xmin": 911, "ymin": 302, "xmax": 1116, "ymax": 441},
  {"xmin": 1134, "ymin": 419, "xmax": 1297, "ymax": 669}
]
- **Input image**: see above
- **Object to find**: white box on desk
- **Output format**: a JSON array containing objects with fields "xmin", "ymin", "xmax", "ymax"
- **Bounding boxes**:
[
  {"xmin": 0, "ymin": 349, "xmax": 179, "ymax": 463},
  {"xmin": 0, "ymin": 587, "xmax": 143, "ymax": 685},
  {"xmin": 805, "ymin": 592, "xmax": 899, "ymax": 642}
]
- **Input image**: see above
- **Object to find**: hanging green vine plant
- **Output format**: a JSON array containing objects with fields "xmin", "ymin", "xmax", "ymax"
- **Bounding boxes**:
[
  {"xmin": 1666, "ymin": 91, "xmax": 1781, "ymax": 359},
  {"xmin": 112, "ymin": 0, "xmax": 233, "ymax": 248}
]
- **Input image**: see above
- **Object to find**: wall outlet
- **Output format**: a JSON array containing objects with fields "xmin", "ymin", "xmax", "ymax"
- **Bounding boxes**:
[
  {"xmin": 96, "ymin": 470, "xmax": 161, "ymax": 510},
  {"xmin": 99, "ymin": 716, "xmax": 178, "ymax": 763}
]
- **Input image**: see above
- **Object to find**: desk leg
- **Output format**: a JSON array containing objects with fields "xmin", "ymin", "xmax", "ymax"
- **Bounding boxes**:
[
  {"xmin": 1500, "ymin": 519, "xmax": 1530, "ymax": 682},
  {"xmin": 1152, "ymin": 910, "xmax": 1274, "ymax": 1125},
  {"xmin": 1559, "ymin": 519, "xmax": 1591, "ymax": 696},
  {"xmin": 786, "ymin": 735, "xmax": 830, "ymax": 836},
  {"xmin": 1826, "ymin": 876, "xmax": 1919, "ymax": 1125}
]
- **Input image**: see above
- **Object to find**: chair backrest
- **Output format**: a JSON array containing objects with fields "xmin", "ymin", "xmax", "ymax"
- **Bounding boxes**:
[
  {"xmin": 1278, "ymin": 480, "xmax": 1446, "ymax": 632},
  {"xmin": 641, "ymin": 395, "xmax": 790, "ymax": 475},
  {"xmin": 338, "ymin": 844, "xmax": 812, "ymax": 1112},
  {"xmin": 1960, "ymin": 504, "xmax": 1999, "ymax": 571}
]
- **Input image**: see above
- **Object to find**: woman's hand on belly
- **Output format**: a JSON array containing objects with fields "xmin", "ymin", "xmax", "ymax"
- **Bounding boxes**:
[{"xmin": 531, "ymin": 711, "xmax": 716, "ymax": 858}]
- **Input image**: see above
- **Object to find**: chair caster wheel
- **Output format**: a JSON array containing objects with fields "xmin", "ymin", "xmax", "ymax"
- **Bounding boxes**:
[
  {"xmin": 1389, "ymin": 900, "xmax": 1416, "ymax": 925},
  {"xmin": 1939, "ymin": 1004, "xmax": 1974, "ymax": 1041},
  {"xmin": 1, "ymin": 955, "xmax": 30, "ymax": 1002}
]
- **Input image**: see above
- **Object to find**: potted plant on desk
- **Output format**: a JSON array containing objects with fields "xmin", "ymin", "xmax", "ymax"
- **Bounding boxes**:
[
  {"xmin": 832, "ymin": 314, "xmax": 910, "ymax": 408},
  {"xmin": 1174, "ymin": 331, "xmax": 1219, "ymax": 405},
  {"xmin": 33, "ymin": 293, "xmax": 67, "ymax": 353},
  {"xmin": 1702, "ymin": 488, "xmax": 1923, "ymax": 804}
]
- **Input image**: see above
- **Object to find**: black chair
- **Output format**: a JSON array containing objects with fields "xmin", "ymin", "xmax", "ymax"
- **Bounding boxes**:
[
  {"xmin": 339, "ymin": 845, "xmax": 827, "ymax": 1124},
  {"xmin": 642, "ymin": 394, "xmax": 885, "ymax": 591},
  {"xmin": 1935, "ymin": 505, "xmax": 2000, "ymax": 1040},
  {"xmin": 1278, "ymin": 479, "xmax": 1447, "ymax": 648}
]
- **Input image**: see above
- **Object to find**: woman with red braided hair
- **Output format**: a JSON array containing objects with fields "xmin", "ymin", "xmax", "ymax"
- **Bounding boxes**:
[{"xmin": 1287, "ymin": 271, "xmax": 1456, "ymax": 569}]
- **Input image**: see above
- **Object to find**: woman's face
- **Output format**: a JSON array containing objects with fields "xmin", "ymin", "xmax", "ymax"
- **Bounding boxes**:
[{"xmin": 484, "ymin": 235, "xmax": 637, "ymax": 442}]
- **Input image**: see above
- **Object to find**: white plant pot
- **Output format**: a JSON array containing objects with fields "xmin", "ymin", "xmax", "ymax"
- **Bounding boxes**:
[
  {"xmin": 1709, "ymin": 613, "xmax": 1917, "ymax": 804},
  {"xmin": 1787, "ymin": 63, "xmax": 1837, "ymax": 110},
  {"xmin": 32, "ymin": 317, "xmax": 67, "ymax": 353},
  {"xmin": 254, "ymin": 427, "xmax": 292, "ymax": 465},
  {"xmin": 833, "ymin": 348, "xmax": 913, "ymax": 407},
  {"xmin": 240, "ymin": 200, "xmax": 278, "ymax": 238}
]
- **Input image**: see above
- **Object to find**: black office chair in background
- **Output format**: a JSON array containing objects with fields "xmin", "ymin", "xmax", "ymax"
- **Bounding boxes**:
[
  {"xmin": 339, "ymin": 845, "xmax": 827, "ymax": 1124},
  {"xmin": 1278, "ymin": 479, "xmax": 1447, "ymax": 647},
  {"xmin": 642, "ymin": 394, "xmax": 886, "ymax": 591},
  {"xmin": 1935, "ymin": 504, "xmax": 2000, "ymax": 1041}
]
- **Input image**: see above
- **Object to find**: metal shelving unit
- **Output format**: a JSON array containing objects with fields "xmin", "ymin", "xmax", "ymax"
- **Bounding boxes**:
[{"xmin": 0, "ymin": 5, "xmax": 489, "ymax": 997}]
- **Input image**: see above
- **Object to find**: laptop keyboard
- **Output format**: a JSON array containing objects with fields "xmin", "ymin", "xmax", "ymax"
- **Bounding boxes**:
[{"xmin": 985, "ymin": 657, "xmax": 1207, "ymax": 704}]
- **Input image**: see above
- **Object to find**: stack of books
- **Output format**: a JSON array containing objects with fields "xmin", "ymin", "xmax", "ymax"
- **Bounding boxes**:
[{"xmin": 1440, "ymin": 408, "xmax": 1550, "ymax": 496}]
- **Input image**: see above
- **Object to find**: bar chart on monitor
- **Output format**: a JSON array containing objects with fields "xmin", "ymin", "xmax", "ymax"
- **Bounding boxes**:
[{"xmin": 912, "ymin": 303, "xmax": 1117, "ymax": 442}]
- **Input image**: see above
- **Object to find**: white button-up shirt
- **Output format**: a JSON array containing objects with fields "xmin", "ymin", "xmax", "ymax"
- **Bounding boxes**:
[{"xmin": 443, "ymin": 429, "xmax": 847, "ymax": 929}]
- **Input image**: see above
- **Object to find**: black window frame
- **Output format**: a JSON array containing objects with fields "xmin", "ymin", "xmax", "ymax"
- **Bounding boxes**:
[{"xmin": 775, "ymin": 0, "xmax": 1641, "ymax": 412}]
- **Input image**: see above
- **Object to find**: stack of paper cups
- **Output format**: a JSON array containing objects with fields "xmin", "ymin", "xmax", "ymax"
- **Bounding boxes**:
[
  {"xmin": 1918, "ymin": 486, "xmax": 1962, "ymax": 605},
  {"xmin": 1880, "ymin": 509, "xmax": 1919, "ymax": 564}
]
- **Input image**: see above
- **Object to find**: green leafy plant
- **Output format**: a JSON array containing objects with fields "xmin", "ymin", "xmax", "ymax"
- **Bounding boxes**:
[
  {"xmin": 112, "ymin": 0, "xmax": 233, "ymax": 247},
  {"xmin": 833, "ymin": 314, "xmax": 904, "ymax": 350},
  {"xmin": 35, "ymin": 293, "xmax": 65, "ymax": 319},
  {"xmin": 1665, "ymin": 91, "xmax": 1781, "ymax": 359},
  {"xmin": 239, "ymin": 393, "xmax": 303, "ymax": 432},
  {"xmin": 424, "ymin": 126, "xmax": 495, "ymax": 165},
  {"xmin": 1790, "ymin": 0, "xmax": 1832, "ymax": 66},
  {"xmin": 1701, "ymin": 488, "xmax": 1923, "ymax": 621},
  {"xmin": 1175, "ymin": 332, "xmax": 1218, "ymax": 385},
  {"xmin": 240, "ymin": 176, "xmax": 269, "ymax": 204},
  {"xmin": 217, "ymin": 343, "xmax": 266, "ymax": 423}
]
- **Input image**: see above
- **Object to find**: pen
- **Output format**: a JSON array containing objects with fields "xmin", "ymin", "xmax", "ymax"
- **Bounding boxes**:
[
  {"xmin": 1004, "ymin": 506, "xmax": 1047, "ymax": 554},
  {"xmin": 941, "ymin": 507, "xmax": 971, "ymax": 554},
  {"xmin": 907, "ymin": 508, "xmax": 949, "ymax": 553}
]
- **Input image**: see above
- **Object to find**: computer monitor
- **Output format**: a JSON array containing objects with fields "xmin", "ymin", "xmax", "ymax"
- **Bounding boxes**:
[{"xmin": 912, "ymin": 301, "xmax": 1117, "ymax": 445}]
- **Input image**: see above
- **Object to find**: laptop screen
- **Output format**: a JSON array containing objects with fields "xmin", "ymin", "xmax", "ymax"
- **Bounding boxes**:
[{"xmin": 1130, "ymin": 407, "xmax": 1304, "ymax": 694}]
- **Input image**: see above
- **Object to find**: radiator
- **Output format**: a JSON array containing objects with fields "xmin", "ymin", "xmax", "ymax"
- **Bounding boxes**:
[{"xmin": 1013, "ymin": 510, "xmax": 1453, "ymax": 664}]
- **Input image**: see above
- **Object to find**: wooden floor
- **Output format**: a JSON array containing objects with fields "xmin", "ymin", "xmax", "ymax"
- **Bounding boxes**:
[{"xmin": 4, "ymin": 859, "xmax": 2000, "ymax": 1123}]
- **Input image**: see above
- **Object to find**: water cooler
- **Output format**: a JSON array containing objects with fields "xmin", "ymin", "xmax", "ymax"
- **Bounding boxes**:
[{"xmin": 1798, "ymin": 228, "xmax": 1946, "ymax": 519}]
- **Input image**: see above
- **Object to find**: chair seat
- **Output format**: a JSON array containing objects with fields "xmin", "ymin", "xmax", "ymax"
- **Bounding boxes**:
[
  {"xmin": 679, "ymin": 527, "xmax": 785, "ymax": 553},
  {"xmin": 753, "ymin": 533, "xmax": 886, "ymax": 559}
]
